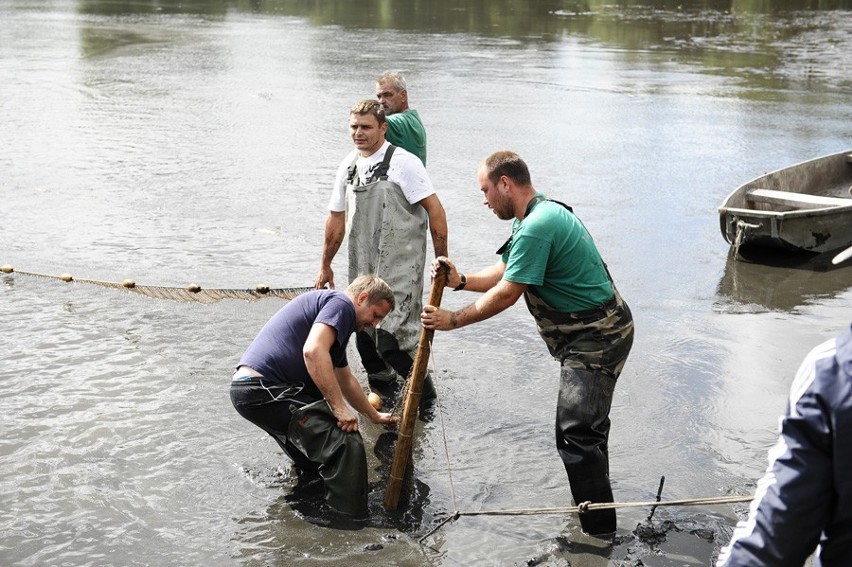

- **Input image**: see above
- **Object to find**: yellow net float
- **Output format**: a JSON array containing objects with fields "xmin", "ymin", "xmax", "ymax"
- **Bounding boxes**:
[{"xmin": 367, "ymin": 392, "xmax": 382, "ymax": 411}]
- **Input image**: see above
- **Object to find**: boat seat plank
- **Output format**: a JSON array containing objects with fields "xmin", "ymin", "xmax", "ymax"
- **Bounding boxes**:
[{"xmin": 746, "ymin": 188, "xmax": 852, "ymax": 209}]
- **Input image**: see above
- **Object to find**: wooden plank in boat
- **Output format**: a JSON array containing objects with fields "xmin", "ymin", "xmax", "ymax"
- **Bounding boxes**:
[{"xmin": 745, "ymin": 188, "xmax": 852, "ymax": 209}]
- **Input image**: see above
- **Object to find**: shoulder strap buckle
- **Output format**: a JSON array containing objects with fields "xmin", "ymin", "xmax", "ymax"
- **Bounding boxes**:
[{"xmin": 367, "ymin": 145, "xmax": 396, "ymax": 183}]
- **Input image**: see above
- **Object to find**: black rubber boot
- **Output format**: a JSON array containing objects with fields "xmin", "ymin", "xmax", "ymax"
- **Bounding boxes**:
[{"xmin": 287, "ymin": 400, "xmax": 369, "ymax": 518}]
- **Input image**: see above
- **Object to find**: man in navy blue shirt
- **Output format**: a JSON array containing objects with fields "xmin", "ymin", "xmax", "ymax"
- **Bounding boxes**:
[{"xmin": 230, "ymin": 274, "xmax": 398, "ymax": 517}]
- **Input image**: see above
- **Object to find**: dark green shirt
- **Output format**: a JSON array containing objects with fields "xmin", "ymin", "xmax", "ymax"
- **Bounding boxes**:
[
  {"xmin": 386, "ymin": 109, "xmax": 427, "ymax": 165},
  {"xmin": 501, "ymin": 194, "xmax": 613, "ymax": 312}
]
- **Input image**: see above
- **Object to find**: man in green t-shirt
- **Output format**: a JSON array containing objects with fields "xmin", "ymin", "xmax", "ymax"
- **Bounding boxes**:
[
  {"xmin": 375, "ymin": 71, "xmax": 427, "ymax": 166},
  {"xmin": 420, "ymin": 150, "xmax": 634, "ymax": 537}
]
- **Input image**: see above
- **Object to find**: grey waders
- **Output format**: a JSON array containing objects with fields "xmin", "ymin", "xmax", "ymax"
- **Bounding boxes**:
[{"xmin": 345, "ymin": 145, "xmax": 436, "ymax": 401}]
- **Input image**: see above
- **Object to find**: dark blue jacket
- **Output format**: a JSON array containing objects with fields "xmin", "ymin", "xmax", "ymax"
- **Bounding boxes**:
[{"xmin": 717, "ymin": 324, "xmax": 852, "ymax": 566}]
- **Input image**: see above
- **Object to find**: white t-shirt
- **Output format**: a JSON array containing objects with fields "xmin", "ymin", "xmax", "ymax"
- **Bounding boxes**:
[{"xmin": 327, "ymin": 141, "xmax": 435, "ymax": 212}]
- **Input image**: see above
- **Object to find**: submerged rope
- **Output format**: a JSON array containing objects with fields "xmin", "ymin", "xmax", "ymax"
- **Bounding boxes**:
[
  {"xmin": 0, "ymin": 265, "xmax": 313, "ymax": 303},
  {"xmin": 418, "ymin": 495, "xmax": 754, "ymax": 543},
  {"xmin": 415, "ymin": 340, "xmax": 753, "ymax": 544}
]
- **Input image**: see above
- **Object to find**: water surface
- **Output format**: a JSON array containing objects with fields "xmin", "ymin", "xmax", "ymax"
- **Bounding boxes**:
[{"xmin": 2, "ymin": 1, "xmax": 851, "ymax": 565}]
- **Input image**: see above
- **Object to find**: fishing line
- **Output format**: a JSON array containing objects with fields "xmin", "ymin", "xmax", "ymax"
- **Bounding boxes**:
[
  {"xmin": 259, "ymin": 379, "xmax": 305, "ymax": 403},
  {"xmin": 426, "ymin": 339, "xmax": 460, "ymax": 513}
]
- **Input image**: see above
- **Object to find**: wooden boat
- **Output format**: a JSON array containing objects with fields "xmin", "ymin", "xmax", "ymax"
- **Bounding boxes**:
[{"xmin": 719, "ymin": 150, "xmax": 852, "ymax": 255}]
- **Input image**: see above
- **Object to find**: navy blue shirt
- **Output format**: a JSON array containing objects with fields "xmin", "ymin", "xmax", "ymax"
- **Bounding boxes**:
[{"xmin": 238, "ymin": 289, "xmax": 355, "ymax": 399}]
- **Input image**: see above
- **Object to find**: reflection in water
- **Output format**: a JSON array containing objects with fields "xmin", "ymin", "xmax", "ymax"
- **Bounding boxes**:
[
  {"xmin": 715, "ymin": 247, "xmax": 852, "ymax": 313},
  {"xmin": 78, "ymin": 0, "xmax": 852, "ymax": 20},
  {"xmin": 75, "ymin": 0, "xmax": 852, "ymax": 95},
  {"xmin": 3, "ymin": 0, "xmax": 851, "ymax": 565},
  {"xmin": 79, "ymin": 0, "xmax": 231, "ymax": 16}
]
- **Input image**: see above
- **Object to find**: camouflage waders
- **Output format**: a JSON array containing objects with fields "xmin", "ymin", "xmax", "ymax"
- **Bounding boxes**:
[
  {"xmin": 345, "ymin": 146, "xmax": 431, "ymax": 388},
  {"xmin": 524, "ymin": 286, "xmax": 634, "ymax": 535}
]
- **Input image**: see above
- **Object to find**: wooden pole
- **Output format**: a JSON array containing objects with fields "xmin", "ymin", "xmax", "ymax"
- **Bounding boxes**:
[{"xmin": 384, "ymin": 264, "xmax": 448, "ymax": 510}]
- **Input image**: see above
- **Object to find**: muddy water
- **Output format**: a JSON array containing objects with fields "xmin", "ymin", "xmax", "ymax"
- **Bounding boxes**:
[{"xmin": 2, "ymin": 1, "xmax": 851, "ymax": 565}]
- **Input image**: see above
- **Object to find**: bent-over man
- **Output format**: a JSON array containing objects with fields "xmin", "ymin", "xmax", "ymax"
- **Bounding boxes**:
[{"xmin": 230, "ymin": 275, "xmax": 398, "ymax": 517}]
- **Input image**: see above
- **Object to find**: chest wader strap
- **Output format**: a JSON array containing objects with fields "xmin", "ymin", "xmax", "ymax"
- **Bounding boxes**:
[
  {"xmin": 497, "ymin": 196, "xmax": 617, "ymax": 284},
  {"xmin": 346, "ymin": 144, "xmax": 397, "ymax": 186},
  {"xmin": 495, "ymin": 196, "xmax": 573, "ymax": 255}
]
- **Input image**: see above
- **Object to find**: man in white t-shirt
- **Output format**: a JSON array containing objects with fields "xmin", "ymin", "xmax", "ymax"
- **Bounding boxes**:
[{"xmin": 315, "ymin": 99, "xmax": 448, "ymax": 406}]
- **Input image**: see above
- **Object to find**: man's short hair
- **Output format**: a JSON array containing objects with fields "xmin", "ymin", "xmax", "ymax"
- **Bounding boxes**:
[
  {"xmin": 347, "ymin": 274, "xmax": 395, "ymax": 310},
  {"xmin": 350, "ymin": 99, "xmax": 386, "ymax": 126},
  {"xmin": 483, "ymin": 150, "xmax": 532, "ymax": 187},
  {"xmin": 377, "ymin": 71, "xmax": 407, "ymax": 93}
]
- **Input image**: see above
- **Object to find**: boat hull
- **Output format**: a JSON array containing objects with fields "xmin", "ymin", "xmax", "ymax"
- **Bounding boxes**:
[{"xmin": 719, "ymin": 150, "xmax": 852, "ymax": 254}]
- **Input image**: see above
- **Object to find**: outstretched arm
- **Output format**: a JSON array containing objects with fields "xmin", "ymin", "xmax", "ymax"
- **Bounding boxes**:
[
  {"xmin": 336, "ymin": 366, "xmax": 398, "ymax": 426},
  {"xmin": 431, "ymin": 257, "xmax": 505, "ymax": 292},
  {"xmin": 315, "ymin": 211, "xmax": 345, "ymax": 289},
  {"xmin": 421, "ymin": 276, "xmax": 526, "ymax": 331}
]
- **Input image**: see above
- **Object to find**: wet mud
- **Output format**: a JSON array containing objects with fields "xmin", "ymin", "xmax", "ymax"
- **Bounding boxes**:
[{"xmin": 520, "ymin": 512, "xmax": 735, "ymax": 566}]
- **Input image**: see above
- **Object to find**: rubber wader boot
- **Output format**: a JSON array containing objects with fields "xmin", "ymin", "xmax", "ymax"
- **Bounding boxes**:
[
  {"xmin": 568, "ymin": 469, "xmax": 616, "ymax": 536},
  {"xmin": 287, "ymin": 400, "xmax": 368, "ymax": 517}
]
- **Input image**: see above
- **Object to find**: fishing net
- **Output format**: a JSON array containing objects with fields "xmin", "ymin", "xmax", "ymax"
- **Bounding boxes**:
[
  {"xmin": 0, "ymin": 266, "xmax": 313, "ymax": 303},
  {"xmin": 390, "ymin": 375, "xmax": 413, "ymax": 418}
]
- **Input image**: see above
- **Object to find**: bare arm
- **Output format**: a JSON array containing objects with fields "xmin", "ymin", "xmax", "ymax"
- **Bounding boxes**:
[
  {"xmin": 421, "ymin": 277, "xmax": 526, "ymax": 331},
  {"xmin": 418, "ymin": 194, "xmax": 448, "ymax": 258},
  {"xmin": 336, "ymin": 367, "xmax": 398, "ymax": 426},
  {"xmin": 302, "ymin": 322, "xmax": 358, "ymax": 431},
  {"xmin": 431, "ymin": 257, "xmax": 505, "ymax": 292},
  {"xmin": 315, "ymin": 211, "xmax": 345, "ymax": 289}
]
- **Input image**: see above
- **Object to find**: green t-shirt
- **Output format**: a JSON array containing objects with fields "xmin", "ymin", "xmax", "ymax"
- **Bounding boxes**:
[
  {"xmin": 386, "ymin": 109, "xmax": 427, "ymax": 165},
  {"xmin": 501, "ymin": 194, "xmax": 613, "ymax": 312}
]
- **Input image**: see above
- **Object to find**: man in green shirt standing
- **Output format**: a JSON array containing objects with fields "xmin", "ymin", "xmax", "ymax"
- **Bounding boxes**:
[
  {"xmin": 375, "ymin": 71, "xmax": 427, "ymax": 165},
  {"xmin": 420, "ymin": 150, "xmax": 634, "ymax": 537}
]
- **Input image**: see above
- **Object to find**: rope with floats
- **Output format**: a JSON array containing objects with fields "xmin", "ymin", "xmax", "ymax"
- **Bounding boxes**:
[{"xmin": 0, "ymin": 265, "xmax": 314, "ymax": 303}]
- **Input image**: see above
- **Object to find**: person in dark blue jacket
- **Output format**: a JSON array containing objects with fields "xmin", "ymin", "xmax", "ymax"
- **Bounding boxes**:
[{"xmin": 717, "ymin": 324, "xmax": 852, "ymax": 566}]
